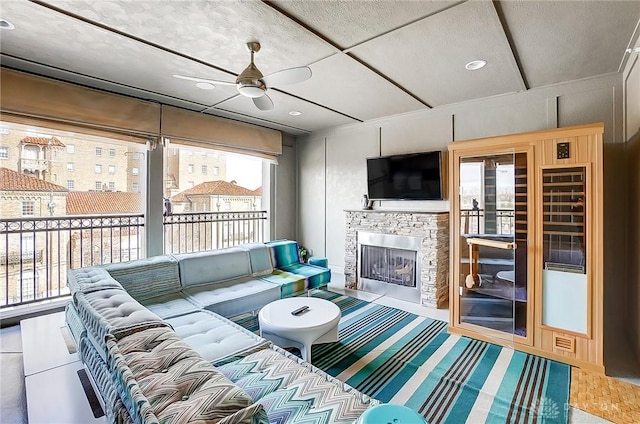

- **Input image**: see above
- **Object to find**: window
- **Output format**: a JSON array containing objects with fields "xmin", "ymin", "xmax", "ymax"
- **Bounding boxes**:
[
  {"xmin": 96, "ymin": 147, "xmax": 102, "ymax": 156},
  {"xmin": 164, "ymin": 142, "xmax": 266, "ymax": 254},
  {"xmin": 95, "ymin": 164, "xmax": 102, "ymax": 174},
  {"xmin": 108, "ymin": 165, "xmax": 116, "ymax": 174},
  {"xmin": 66, "ymin": 162, "xmax": 74, "ymax": 172},
  {"xmin": 22, "ymin": 201, "xmax": 35, "ymax": 216},
  {"xmin": 21, "ymin": 234, "xmax": 35, "ymax": 258},
  {"xmin": 18, "ymin": 270, "xmax": 37, "ymax": 301},
  {"xmin": 108, "ymin": 182, "xmax": 115, "ymax": 191},
  {"xmin": 95, "ymin": 181, "xmax": 102, "ymax": 190},
  {"xmin": 132, "ymin": 167, "xmax": 139, "ymax": 176},
  {"xmin": 67, "ymin": 180, "xmax": 75, "ymax": 190},
  {"xmin": 132, "ymin": 182, "xmax": 139, "ymax": 191},
  {"xmin": 109, "ymin": 148, "xmax": 116, "ymax": 157},
  {"xmin": 66, "ymin": 144, "xmax": 75, "ymax": 154},
  {"xmin": 0, "ymin": 146, "xmax": 8, "ymax": 159}
]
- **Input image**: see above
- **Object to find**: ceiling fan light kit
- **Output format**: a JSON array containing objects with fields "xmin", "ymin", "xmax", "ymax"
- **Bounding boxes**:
[{"xmin": 173, "ymin": 41, "xmax": 312, "ymax": 111}]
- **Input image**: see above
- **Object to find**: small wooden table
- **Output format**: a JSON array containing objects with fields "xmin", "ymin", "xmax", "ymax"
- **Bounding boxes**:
[{"xmin": 258, "ymin": 297, "xmax": 340, "ymax": 363}]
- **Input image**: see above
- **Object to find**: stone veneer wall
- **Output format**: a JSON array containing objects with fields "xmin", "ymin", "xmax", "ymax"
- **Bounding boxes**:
[{"xmin": 345, "ymin": 210, "xmax": 449, "ymax": 308}]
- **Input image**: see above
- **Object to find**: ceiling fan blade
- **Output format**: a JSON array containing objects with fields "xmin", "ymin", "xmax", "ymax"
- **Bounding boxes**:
[
  {"xmin": 172, "ymin": 74, "xmax": 235, "ymax": 86},
  {"xmin": 253, "ymin": 94, "xmax": 274, "ymax": 111},
  {"xmin": 262, "ymin": 66, "xmax": 311, "ymax": 87}
]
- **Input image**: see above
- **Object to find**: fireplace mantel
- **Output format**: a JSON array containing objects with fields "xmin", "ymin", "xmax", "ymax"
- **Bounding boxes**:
[{"xmin": 344, "ymin": 209, "xmax": 449, "ymax": 308}]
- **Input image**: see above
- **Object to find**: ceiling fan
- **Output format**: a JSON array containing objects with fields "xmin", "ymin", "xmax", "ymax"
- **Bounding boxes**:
[{"xmin": 173, "ymin": 42, "xmax": 312, "ymax": 111}]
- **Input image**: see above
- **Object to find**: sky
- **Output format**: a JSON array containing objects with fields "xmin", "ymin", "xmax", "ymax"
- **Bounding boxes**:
[{"xmin": 226, "ymin": 155, "xmax": 263, "ymax": 190}]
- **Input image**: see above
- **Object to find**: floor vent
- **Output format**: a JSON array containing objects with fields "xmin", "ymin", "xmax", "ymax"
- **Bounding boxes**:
[
  {"xmin": 77, "ymin": 369, "xmax": 105, "ymax": 418},
  {"xmin": 553, "ymin": 333, "xmax": 575, "ymax": 353},
  {"xmin": 60, "ymin": 326, "xmax": 77, "ymax": 354}
]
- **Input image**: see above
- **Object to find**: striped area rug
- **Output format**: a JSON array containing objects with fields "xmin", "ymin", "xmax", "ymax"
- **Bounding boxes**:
[{"xmin": 231, "ymin": 290, "xmax": 570, "ymax": 424}]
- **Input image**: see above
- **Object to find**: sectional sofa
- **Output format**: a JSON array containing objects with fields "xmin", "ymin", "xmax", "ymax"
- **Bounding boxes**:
[{"xmin": 64, "ymin": 240, "xmax": 378, "ymax": 424}]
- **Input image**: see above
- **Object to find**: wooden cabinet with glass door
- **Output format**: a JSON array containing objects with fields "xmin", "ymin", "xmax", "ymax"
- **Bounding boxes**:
[{"xmin": 448, "ymin": 123, "xmax": 604, "ymax": 372}]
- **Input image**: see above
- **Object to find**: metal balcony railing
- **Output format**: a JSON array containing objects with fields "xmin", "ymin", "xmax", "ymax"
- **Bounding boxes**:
[
  {"xmin": 0, "ymin": 210, "xmax": 267, "ymax": 308},
  {"xmin": 163, "ymin": 210, "xmax": 267, "ymax": 254},
  {"xmin": 461, "ymin": 209, "xmax": 515, "ymax": 235},
  {"xmin": 0, "ymin": 214, "xmax": 145, "ymax": 308}
]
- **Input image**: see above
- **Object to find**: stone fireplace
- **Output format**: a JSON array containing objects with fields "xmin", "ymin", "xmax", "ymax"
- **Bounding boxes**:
[{"xmin": 345, "ymin": 210, "xmax": 449, "ymax": 308}]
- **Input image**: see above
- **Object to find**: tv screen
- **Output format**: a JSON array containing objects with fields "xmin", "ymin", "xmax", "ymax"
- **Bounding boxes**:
[{"xmin": 367, "ymin": 151, "xmax": 443, "ymax": 200}]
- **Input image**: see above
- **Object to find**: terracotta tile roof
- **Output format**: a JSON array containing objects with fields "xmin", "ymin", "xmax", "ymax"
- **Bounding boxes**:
[
  {"xmin": 253, "ymin": 186, "xmax": 262, "ymax": 195},
  {"xmin": 0, "ymin": 167, "xmax": 68, "ymax": 192},
  {"xmin": 21, "ymin": 136, "xmax": 65, "ymax": 147},
  {"xmin": 172, "ymin": 180, "xmax": 258, "ymax": 202},
  {"xmin": 66, "ymin": 191, "xmax": 143, "ymax": 215}
]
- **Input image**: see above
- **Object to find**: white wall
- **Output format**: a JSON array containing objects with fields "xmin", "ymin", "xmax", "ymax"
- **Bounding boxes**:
[{"xmin": 297, "ymin": 72, "xmax": 631, "ymax": 370}]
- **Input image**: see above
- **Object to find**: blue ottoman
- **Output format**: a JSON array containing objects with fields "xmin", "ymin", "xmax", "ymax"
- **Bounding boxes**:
[
  {"xmin": 356, "ymin": 404, "xmax": 427, "ymax": 424},
  {"xmin": 308, "ymin": 256, "xmax": 328, "ymax": 268}
]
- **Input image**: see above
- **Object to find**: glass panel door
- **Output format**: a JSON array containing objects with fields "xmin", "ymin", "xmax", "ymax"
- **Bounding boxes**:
[
  {"xmin": 541, "ymin": 167, "xmax": 588, "ymax": 334},
  {"xmin": 458, "ymin": 152, "xmax": 528, "ymax": 344}
]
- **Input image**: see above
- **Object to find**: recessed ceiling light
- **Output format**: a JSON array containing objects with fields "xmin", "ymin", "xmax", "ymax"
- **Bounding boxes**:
[
  {"xmin": 289, "ymin": 111, "xmax": 302, "ymax": 116},
  {"xmin": 195, "ymin": 82, "xmax": 215, "ymax": 90},
  {"xmin": 465, "ymin": 59, "xmax": 487, "ymax": 71},
  {"xmin": 0, "ymin": 19, "xmax": 15, "ymax": 30}
]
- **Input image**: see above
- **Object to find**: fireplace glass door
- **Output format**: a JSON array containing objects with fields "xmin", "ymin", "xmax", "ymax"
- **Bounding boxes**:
[
  {"xmin": 361, "ymin": 245, "xmax": 417, "ymax": 288},
  {"xmin": 457, "ymin": 151, "xmax": 529, "ymax": 345}
]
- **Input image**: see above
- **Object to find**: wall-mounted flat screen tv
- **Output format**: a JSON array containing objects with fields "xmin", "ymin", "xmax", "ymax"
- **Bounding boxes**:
[{"xmin": 367, "ymin": 151, "xmax": 443, "ymax": 200}]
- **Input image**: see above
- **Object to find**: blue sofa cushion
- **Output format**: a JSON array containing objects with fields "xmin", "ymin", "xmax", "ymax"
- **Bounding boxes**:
[
  {"xmin": 281, "ymin": 263, "xmax": 331, "ymax": 290},
  {"xmin": 166, "ymin": 310, "xmax": 270, "ymax": 363},
  {"xmin": 104, "ymin": 255, "xmax": 181, "ymax": 302},
  {"xmin": 75, "ymin": 288, "xmax": 169, "ymax": 361},
  {"xmin": 183, "ymin": 278, "xmax": 281, "ymax": 318},
  {"xmin": 174, "ymin": 248, "xmax": 252, "ymax": 288},
  {"xmin": 241, "ymin": 243, "xmax": 274, "ymax": 276},
  {"xmin": 267, "ymin": 240, "xmax": 300, "ymax": 268},
  {"xmin": 140, "ymin": 293, "xmax": 200, "ymax": 320},
  {"xmin": 257, "ymin": 269, "xmax": 309, "ymax": 297},
  {"xmin": 67, "ymin": 266, "xmax": 123, "ymax": 299}
]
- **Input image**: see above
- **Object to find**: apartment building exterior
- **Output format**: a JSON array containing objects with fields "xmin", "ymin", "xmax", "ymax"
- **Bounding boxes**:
[{"xmin": 0, "ymin": 123, "xmax": 265, "ymax": 308}]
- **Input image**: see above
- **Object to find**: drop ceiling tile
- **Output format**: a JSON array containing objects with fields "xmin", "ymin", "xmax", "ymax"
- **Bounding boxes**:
[
  {"xmin": 350, "ymin": 1, "xmax": 524, "ymax": 107},
  {"xmin": 43, "ymin": 0, "xmax": 337, "ymax": 75},
  {"xmin": 214, "ymin": 90, "xmax": 356, "ymax": 133},
  {"xmin": 284, "ymin": 53, "xmax": 426, "ymax": 121},
  {"xmin": 271, "ymin": 0, "xmax": 459, "ymax": 49},
  {"xmin": 0, "ymin": 1, "xmax": 239, "ymax": 105},
  {"xmin": 498, "ymin": 1, "xmax": 640, "ymax": 88}
]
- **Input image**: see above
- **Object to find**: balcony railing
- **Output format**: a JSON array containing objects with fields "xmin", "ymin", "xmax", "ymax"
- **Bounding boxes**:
[
  {"xmin": 461, "ymin": 209, "xmax": 515, "ymax": 235},
  {"xmin": 20, "ymin": 158, "xmax": 49, "ymax": 172},
  {"xmin": 0, "ymin": 210, "xmax": 267, "ymax": 309},
  {"xmin": 163, "ymin": 210, "xmax": 267, "ymax": 254},
  {"xmin": 1, "ymin": 214, "xmax": 145, "ymax": 308}
]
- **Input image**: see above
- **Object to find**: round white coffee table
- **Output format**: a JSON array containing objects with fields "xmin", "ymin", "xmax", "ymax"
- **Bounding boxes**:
[{"xmin": 258, "ymin": 297, "xmax": 341, "ymax": 363}]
